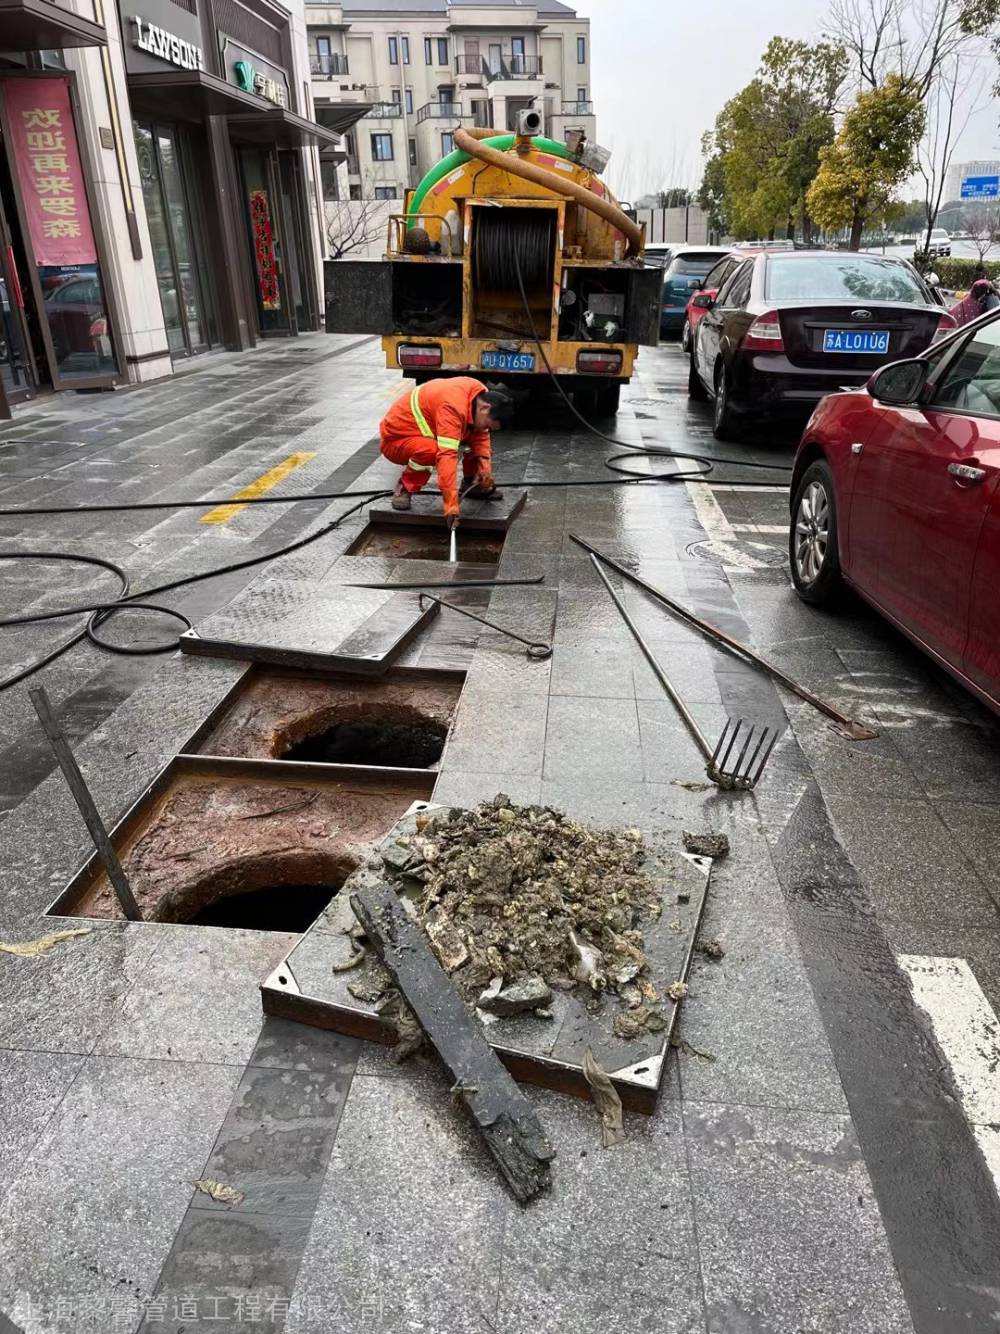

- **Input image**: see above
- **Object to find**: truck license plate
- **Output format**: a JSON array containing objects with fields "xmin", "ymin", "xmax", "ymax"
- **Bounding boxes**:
[
  {"xmin": 481, "ymin": 351, "xmax": 535, "ymax": 372},
  {"xmin": 822, "ymin": 329, "xmax": 889, "ymax": 354}
]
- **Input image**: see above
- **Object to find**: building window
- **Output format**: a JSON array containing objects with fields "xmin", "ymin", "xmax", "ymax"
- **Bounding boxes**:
[
  {"xmin": 437, "ymin": 37, "xmax": 448, "ymax": 65},
  {"xmin": 388, "ymin": 36, "xmax": 398, "ymax": 64},
  {"xmin": 424, "ymin": 36, "xmax": 433, "ymax": 64},
  {"xmin": 316, "ymin": 36, "xmax": 331, "ymax": 58},
  {"xmin": 391, "ymin": 88, "xmax": 401, "ymax": 106},
  {"xmin": 401, "ymin": 36, "xmax": 410, "ymax": 64},
  {"xmin": 371, "ymin": 133, "xmax": 394, "ymax": 161},
  {"xmin": 320, "ymin": 158, "xmax": 340, "ymax": 201},
  {"xmin": 441, "ymin": 131, "xmax": 455, "ymax": 155},
  {"xmin": 405, "ymin": 88, "xmax": 413, "ymax": 114},
  {"xmin": 408, "ymin": 137, "xmax": 417, "ymax": 166},
  {"xmin": 346, "ymin": 131, "xmax": 355, "ymax": 155},
  {"xmin": 577, "ymin": 35, "xmax": 586, "ymax": 63},
  {"xmin": 577, "ymin": 87, "xmax": 587, "ymax": 102},
  {"xmin": 374, "ymin": 186, "xmax": 396, "ymax": 199},
  {"xmin": 350, "ymin": 182, "xmax": 361, "ymax": 200},
  {"xmin": 511, "ymin": 35, "xmax": 525, "ymax": 72}
]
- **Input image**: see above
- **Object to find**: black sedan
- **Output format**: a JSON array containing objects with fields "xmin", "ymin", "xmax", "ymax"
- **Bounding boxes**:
[{"xmin": 688, "ymin": 251, "xmax": 955, "ymax": 440}]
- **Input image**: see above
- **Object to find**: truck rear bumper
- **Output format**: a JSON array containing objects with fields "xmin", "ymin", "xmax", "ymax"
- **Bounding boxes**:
[{"xmin": 381, "ymin": 335, "xmax": 638, "ymax": 380}]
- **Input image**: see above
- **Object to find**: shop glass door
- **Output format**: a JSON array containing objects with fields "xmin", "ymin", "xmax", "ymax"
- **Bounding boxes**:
[
  {"xmin": 278, "ymin": 150, "xmax": 316, "ymax": 332},
  {"xmin": 0, "ymin": 74, "xmax": 119, "ymax": 389},
  {"xmin": 0, "ymin": 157, "xmax": 39, "ymax": 404},
  {"xmin": 134, "ymin": 122, "xmax": 215, "ymax": 356},
  {"xmin": 238, "ymin": 147, "xmax": 292, "ymax": 335}
]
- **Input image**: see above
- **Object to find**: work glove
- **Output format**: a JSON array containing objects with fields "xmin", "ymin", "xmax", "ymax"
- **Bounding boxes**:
[{"xmin": 446, "ymin": 513, "xmax": 460, "ymax": 531}]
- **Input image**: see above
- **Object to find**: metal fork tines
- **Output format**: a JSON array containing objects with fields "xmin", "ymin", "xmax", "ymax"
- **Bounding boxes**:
[{"xmin": 707, "ymin": 719, "xmax": 778, "ymax": 791}]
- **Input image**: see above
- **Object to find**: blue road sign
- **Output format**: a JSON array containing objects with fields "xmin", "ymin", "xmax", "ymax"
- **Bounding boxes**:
[{"xmin": 961, "ymin": 175, "xmax": 1000, "ymax": 199}]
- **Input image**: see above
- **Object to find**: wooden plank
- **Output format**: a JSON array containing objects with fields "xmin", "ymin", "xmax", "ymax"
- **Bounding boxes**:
[{"xmin": 350, "ymin": 882, "xmax": 555, "ymax": 1202}]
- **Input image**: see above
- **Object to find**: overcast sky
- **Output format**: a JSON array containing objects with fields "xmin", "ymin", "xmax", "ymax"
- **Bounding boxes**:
[{"xmin": 580, "ymin": 0, "xmax": 1000, "ymax": 200}]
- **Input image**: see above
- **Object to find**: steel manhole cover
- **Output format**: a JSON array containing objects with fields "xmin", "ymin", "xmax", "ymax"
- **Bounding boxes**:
[{"xmin": 686, "ymin": 538, "xmax": 788, "ymax": 571}]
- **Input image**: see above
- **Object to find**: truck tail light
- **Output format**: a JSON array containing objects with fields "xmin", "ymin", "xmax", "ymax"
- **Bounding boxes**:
[
  {"xmin": 398, "ymin": 343, "xmax": 442, "ymax": 368},
  {"xmin": 743, "ymin": 310, "xmax": 785, "ymax": 352},
  {"xmin": 931, "ymin": 312, "xmax": 957, "ymax": 343},
  {"xmin": 577, "ymin": 350, "xmax": 623, "ymax": 374}
]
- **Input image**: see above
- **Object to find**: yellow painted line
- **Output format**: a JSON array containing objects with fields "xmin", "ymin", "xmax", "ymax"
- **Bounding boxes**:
[{"xmin": 200, "ymin": 451, "xmax": 317, "ymax": 525}]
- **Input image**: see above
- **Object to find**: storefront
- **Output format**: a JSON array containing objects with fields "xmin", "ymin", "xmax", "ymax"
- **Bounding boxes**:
[
  {"xmin": 0, "ymin": 9, "xmax": 125, "ymax": 413},
  {"xmin": 120, "ymin": 0, "xmax": 336, "ymax": 353}
]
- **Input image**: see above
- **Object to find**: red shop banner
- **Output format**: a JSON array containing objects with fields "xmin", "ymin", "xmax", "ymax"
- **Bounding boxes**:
[{"xmin": 0, "ymin": 77, "xmax": 97, "ymax": 269}]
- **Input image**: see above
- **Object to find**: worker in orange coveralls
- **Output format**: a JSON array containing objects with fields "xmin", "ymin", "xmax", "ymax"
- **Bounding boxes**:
[{"xmin": 379, "ymin": 377, "xmax": 514, "ymax": 527}]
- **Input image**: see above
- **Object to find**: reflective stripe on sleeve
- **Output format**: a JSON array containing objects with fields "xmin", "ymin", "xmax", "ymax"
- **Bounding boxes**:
[
  {"xmin": 410, "ymin": 385, "xmax": 434, "ymax": 438},
  {"xmin": 437, "ymin": 436, "xmax": 461, "ymax": 451},
  {"xmin": 406, "ymin": 459, "xmax": 433, "ymax": 472}
]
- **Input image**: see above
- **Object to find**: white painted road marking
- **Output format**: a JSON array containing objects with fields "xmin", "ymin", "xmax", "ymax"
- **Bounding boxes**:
[{"xmin": 897, "ymin": 955, "xmax": 1000, "ymax": 1192}]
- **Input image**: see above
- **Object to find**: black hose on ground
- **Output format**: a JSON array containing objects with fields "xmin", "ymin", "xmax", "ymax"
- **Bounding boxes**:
[{"xmin": 0, "ymin": 493, "xmax": 386, "ymax": 692}]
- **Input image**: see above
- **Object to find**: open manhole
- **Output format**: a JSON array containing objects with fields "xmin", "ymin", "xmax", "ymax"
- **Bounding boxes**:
[
  {"xmin": 48, "ymin": 756, "xmax": 435, "ymax": 928},
  {"xmin": 187, "ymin": 882, "xmax": 338, "ymax": 933},
  {"xmin": 283, "ymin": 720, "xmax": 445, "ymax": 768},
  {"xmin": 347, "ymin": 523, "xmax": 504, "ymax": 564},
  {"xmin": 190, "ymin": 668, "xmax": 462, "ymax": 767}
]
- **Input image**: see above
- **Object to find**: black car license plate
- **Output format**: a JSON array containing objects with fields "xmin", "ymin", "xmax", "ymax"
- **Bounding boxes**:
[
  {"xmin": 481, "ymin": 351, "xmax": 535, "ymax": 372},
  {"xmin": 822, "ymin": 329, "xmax": 890, "ymax": 354}
]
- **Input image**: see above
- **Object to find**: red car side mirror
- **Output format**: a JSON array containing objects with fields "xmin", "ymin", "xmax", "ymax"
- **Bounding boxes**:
[{"xmin": 691, "ymin": 292, "xmax": 716, "ymax": 310}]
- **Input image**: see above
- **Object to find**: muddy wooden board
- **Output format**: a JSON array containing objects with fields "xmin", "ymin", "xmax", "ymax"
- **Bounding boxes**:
[
  {"xmin": 366, "ymin": 489, "xmax": 526, "ymax": 531},
  {"xmin": 179, "ymin": 584, "xmax": 437, "ymax": 674},
  {"xmin": 261, "ymin": 803, "xmax": 712, "ymax": 1113}
]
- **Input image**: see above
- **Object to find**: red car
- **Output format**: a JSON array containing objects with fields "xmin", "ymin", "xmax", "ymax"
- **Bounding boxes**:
[
  {"xmin": 681, "ymin": 245, "xmax": 792, "ymax": 352},
  {"xmin": 789, "ymin": 308, "xmax": 1000, "ymax": 711}
]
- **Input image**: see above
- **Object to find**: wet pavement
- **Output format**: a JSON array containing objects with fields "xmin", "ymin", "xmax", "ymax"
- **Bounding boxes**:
[{"xmin": 1, "ymin": 333, "xmax": 1000, "ymax": 1332}]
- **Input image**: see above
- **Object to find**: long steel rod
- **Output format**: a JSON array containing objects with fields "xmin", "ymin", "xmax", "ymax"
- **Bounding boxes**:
[
  {"xmin": 587, "ymin": 556, "xmax": 713, "ymax": 762},
  {"xmin": 417, "ymin": 593, "xmax": 553, "ymax": 659},
  {"xmin": 571, "ymin": 533, "xmax": 877, "ymax": 740},
  {"xmin": 29, "ymin": 686, "xmax": 143, "ymax": 921}
]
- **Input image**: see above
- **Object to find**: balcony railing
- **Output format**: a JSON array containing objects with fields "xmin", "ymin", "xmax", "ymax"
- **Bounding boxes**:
[
  {"xmin": 310, "ymin": 53, "xmax": 349, "ymax": 77},
  {"xmin": 415, "ymin": 101, "xmax": 467, "ymax": 123},
  {"xmin": 363, "ymin": 102, "xmax": 402, "ymax": 118},
  {"xmin": 560, "ymin": 100, "xmax": 593, "ymax": 115},
  {"xmin": 454, "ymin": 53, "xmax": 542, "ymax": 80}
]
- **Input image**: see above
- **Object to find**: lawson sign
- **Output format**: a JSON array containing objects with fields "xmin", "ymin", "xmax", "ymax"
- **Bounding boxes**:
[{"xmin": 960, "ymin": 175, "xmax": 1000, "ymax": 200}]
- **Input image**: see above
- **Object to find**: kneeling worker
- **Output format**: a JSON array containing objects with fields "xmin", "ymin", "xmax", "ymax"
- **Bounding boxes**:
[{"xmin": 379, "ymin": 377, "xmax": 513, "ymax": 527}]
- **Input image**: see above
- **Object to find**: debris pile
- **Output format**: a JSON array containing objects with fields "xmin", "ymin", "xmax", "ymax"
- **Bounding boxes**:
[{"xmin": 370, "ymin": 795, "xmax": 671, "ymax": 1032}]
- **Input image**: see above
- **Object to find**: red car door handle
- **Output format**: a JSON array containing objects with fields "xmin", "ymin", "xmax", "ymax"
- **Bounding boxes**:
[{"xmin": 948, "ymin": 461, "xmax": 986, "ymax": 483}]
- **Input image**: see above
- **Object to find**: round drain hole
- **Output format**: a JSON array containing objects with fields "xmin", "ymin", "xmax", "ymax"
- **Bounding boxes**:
[
  {"xmin": 282, "ymin": 721, "xmax": 446, "ymax": 769},
  {"xmin": 186, "ymin": 883, "xmax": 338, "ymax": 934},
  {"xmin": 685, "ymin": 538, "xmax": 788, "ymax": 569}
]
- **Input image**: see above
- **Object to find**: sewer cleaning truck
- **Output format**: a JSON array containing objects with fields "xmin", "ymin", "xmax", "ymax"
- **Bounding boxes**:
[{"xmin": 323, "ymin": 110, "xmax": 661, "ymax": 416}]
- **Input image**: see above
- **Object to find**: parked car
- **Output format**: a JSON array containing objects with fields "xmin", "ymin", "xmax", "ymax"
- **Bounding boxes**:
[
  {"xmin": 788, "ymin": 308, "xmax": 1000, "ymax": 713},
  {"xmin": 682, "ymin": 250, "xmax": 739, "ymax": 351},
  {"xmin": 659, "ymin": 246, "xmax": 733, "ymax": 336},
  {"xmin": 688, "ymin": 250, "xmax": 955, "ymax": 440},
  {"xmin": 919, "ymin": 228, "xmax": 952, "ymax": 259}
]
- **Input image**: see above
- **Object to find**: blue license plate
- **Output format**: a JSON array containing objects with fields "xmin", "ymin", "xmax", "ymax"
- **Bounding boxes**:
[
  {"xmin": 822, "ymin": 329, "xmax": 890, "ymax": 354},
  {"xmin": 481, "ymin": 351, "xmax": 535, "ymax": 372}
]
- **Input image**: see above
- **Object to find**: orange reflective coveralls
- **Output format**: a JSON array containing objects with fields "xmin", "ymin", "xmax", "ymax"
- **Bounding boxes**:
[{"xmin": 379, "ymin": 377, "xmax": 495, "ymax": 518}]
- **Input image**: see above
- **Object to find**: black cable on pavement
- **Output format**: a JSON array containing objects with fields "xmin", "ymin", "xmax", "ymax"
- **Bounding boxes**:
[{"xmin": 0, "ymin": 493, "xmax": 387, "ymax": 692}]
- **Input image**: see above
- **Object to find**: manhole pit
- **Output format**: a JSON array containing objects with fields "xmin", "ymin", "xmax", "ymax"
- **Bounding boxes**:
[
  {"xmin": 347, "ymin": 522, "xmax": 504, "ymax": 564},
  {"xmin": 190, "ymin": 668, "xmax": 463, "ymax": 768},
  {"xmin": 47, "ymin": 755, "xmax": 435, "ymax": 930}
]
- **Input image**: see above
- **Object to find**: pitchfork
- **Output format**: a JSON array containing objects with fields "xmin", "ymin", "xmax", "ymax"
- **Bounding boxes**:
[{"xmin": 589, "ymin": 555, "xmax": 778, "ymax": 792}]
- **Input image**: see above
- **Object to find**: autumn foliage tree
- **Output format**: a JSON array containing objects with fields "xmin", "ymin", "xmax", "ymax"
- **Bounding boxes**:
[
  {"xmin": 807, "ymin": 74, "xmax": 926, "ymax": 248},
  {"xmin": 699, "ymin": 37, "xmax": 847, "ymax": 242}
]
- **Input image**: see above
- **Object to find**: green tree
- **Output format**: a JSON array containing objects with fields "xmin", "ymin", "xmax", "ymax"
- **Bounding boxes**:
[
  {"xmin": 960, "ymin": 0, "xmax": 1000, "ymax": 93},
  {"xmin": 807, "ymin": 75, "xmax": 926, "ymax": 249},
  {"xmin": 656, "ymin": 188, "xmax": 693, "ymax": 208},
  {"xmin": 698, "ymin": 37, "xmax": 847, "ymax": 242}
]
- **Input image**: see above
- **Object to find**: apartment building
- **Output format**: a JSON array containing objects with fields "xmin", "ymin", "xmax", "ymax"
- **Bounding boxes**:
[{"xmin": 306, "ymin": 0, "xmax": 595, "ymax": 201}]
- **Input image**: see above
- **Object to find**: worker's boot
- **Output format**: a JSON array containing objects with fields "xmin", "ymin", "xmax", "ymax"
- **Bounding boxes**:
[
  {"xmin": 466, "ymin": 484, "xmax": 504, "ymax": 501},
  {"xmin": 391, "ymin": 479, "xmax": 412, "ymax": 511}
]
